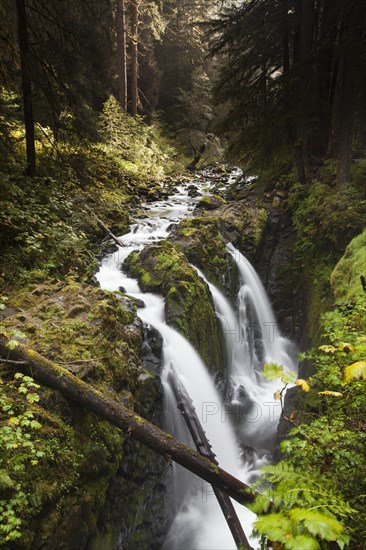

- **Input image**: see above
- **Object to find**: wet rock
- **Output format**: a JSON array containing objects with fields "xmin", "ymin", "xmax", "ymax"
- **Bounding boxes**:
[
  {"xmin": 141, "ymin": 324, "xmax": 163, "ymax": 376},
  {"xmin": 125, "ymin": 240, "xmax": 226, "ymax": 373},
  {"xmin": 197, "ymin": 195, "xmax": 226, "ymax": 210},
  {"xmin": 187, "ymin": 184, "xmax": 200, "ymax": 197},
  {"xmin": 274, "ymin": 386, "xmax": 303, "ymax": 461},
  {"xmin": 254, "ymin": 212, "xmax": 305, "ymax": 344},
  {"xmin": 212, "ymin": 164, "xmax": 228, "ymax": 175},
  {"xmin": 170, "ymin": 216, "xmax": 235, "ymax": 293},
  {"xmin": 131, "ymin": 297, "xmax": 145, "ymax": 308},
  {"xmin": 199, "ymin": 201, "xmax": 267, "ymax": 262}
]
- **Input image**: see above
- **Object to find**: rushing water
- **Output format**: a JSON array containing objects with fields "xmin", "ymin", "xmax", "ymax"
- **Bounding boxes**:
[
  {"xmin": 194, "ymin": 255, "xmax": 297, "ymax": 451},
  {"xmin": 95, "ymin": 169, "xmax": 296, "ymax": 549}
]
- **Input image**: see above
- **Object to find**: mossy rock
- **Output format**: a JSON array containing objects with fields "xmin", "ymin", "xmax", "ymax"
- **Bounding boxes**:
[
  {"xmin": 197, "ymin": 194, "xmax": 226, "ymax": 210},
  {"xmin": 330, "ymin": 229, "xmax": 366, "ymax": 304},
  {"xmin": 1, "ymin": 278, "xmax": 164, "ymax": 548},
  {"xmin": 197, "ymin": 201, "xmax": 267, "ymax": 261},
  {"xmin": 4, "ymin": 280, "xmax": 141, "ymax": 392},
  {"xmin": 169, "ymin": 216, "xmax": 235, "ymax": 291},
  {"xmin": 125, "ymin": 240, "xmax": 226, "ymax": 372}
]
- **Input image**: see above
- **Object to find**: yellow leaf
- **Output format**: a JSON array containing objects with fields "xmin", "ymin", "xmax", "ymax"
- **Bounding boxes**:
[
  {"xmin": 295, "ymin": 379, "xmax": 310, "ymax": 392},
  {"xmin": 318, "ymin": 345, "xmax": 336, "ymax": 355},
  {"xmin": 344, "ymin": 361, "xmax": 366, "ymax": 382},
  {"xmin": 318, "ymin": 391, "xmax": 343, "ymax": 397},
  {"xmin": 7, "ymin": 417, "xmax": 19, "ymax": 426}
]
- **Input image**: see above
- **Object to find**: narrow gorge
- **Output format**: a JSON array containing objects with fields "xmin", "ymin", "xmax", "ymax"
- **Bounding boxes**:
[{"xmin": 92, "ymin": 167, "xmax": 299, "ymax": 549}]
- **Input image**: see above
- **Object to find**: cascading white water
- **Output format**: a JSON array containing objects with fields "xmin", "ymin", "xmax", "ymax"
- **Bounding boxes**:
[
  {"xmin": 97, "ymin": 255, "xmax": 257, "ymax": 550},
  {"xmin": 227, "ymin": 243, "xmax": 294, "ymax": 372},
  {"xmin": 95, "ymin": 169, "xmax": 296, "ymax": 549},
  {"xmin": 222, "ymin": 243, "xmax": 297, "ymax": 448},
  {"xmin": 96, "ymin": 173, "xmax": 258, "ymax": 549}
]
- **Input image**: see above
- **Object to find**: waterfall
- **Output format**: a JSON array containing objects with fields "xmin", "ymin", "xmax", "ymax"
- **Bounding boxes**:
[
  {"xmin": 95, "ymin": 170, "xmax": 296, "ymax": 549},
  {"xmin": 193, "ymin": 251, "xmax": 297, "ymax": 450},
  {"xmin": 227, "ymin": 243, "xmax": 294, "ymax": 373},
  {"xmin": 97, "ymin": 250, "xmax": 257, "ymax": 549}
]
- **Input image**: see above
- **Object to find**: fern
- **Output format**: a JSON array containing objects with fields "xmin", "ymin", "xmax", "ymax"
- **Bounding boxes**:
[{"xmin": 251, "ymin": 463, "xmax": 353, "ymax": 548}]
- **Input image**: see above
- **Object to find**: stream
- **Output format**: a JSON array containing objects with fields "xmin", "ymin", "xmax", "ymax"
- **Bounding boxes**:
[{"xmin": 96, "ymin": 168, "xmax": 297, "ymax": 549}]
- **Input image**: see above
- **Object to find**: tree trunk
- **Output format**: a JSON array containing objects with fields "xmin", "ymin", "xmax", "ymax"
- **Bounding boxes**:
[
  {"xmin": 293, "ymin": 0, "xmax": 315, "ymax": 183},
  {"xmin": 16, "ymin": 0, "xmax": 36, "ymax": 176},
  {"xmin": 281, "ymin": 0, "xmax": 290, "ymax": 75},
  {"xmin": 117, "ymin": 0, "xmax": 128, "ymax": 111},
  {"xmin": 130, "ymin": 0, "xmax": 140, "ymax": 116},
  {"xmin": 335, "ymin": 3, "xmax": 360, "ymax": 189},
  {"xmin": 337, "ymin": 53, "xmax": 355, "ymax": 189},
  {"xmin": 0, "ymin": 336, "xmax": 259, "ymax": 509},
  {"xmin": 313, "ymin": 0, "xmax": 338, "ymax": 156},
  {"xmin": 168, "ymin": 368, "xmax": 254, "ymax": 550}
]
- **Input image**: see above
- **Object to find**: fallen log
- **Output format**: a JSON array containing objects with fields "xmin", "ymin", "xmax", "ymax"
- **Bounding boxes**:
[
  {"xmin": 168, "ymin": 367, "xmax": 254, "ymax": 550},
  {"xmin": 0, "ymin": 336, "xmax": 257, "ymax": 508},
  {"xmin": 94, "ymin": 215, "xmax": 126, "ymax": 248}
]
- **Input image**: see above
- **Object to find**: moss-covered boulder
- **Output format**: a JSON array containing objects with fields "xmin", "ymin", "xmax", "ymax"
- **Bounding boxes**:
[
  {"xmin": 330, "ymin": 229, "xmax": 366, "ymax": 304},
  {"xmin": 125, "ymin": 240, "xmax": 226, "ymax": 372},
  {"xmin": 197, "ymin": 201, "xmax": 267, "ymax": 261},
  {"xmin": 4, "ymin": 281, "xmax": 143, "ymax": 392},
  {"xmin": 197, "ymin": 194, "xmax": 226, "ymax": 210},
  {"xmin": 169, "ymin": 216, "xmax": 236, "ymax": 292}
]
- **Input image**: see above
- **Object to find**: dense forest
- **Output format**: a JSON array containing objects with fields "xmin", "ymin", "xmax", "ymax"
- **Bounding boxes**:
[{"xmin": 0, "ymin": 1, "xmax": 365, "ymax": 549}]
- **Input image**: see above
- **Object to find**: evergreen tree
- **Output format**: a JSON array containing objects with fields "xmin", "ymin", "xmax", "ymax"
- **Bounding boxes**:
[{"xmin": 210, "ymin": 0, "xmax": 366, "ymax": 185}]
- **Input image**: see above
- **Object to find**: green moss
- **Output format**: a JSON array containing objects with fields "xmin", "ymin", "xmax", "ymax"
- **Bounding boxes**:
[
  {"xmin": 330, "ymin": 230, "xmax": 366, "ymax": 304},
  {"xmin": 170, "ymin": 216, "xmax": 231, "ymax": 288},
  {"xmin": 0, "ymin": 275, "xmax": 158, "ymax": 548},
  {"xmin": 194, "ymin": 202, "xmax": 267, "ymax": 261},
  {"xmin": 126, "ymin": 240, "xmax": 226, "ymax": 372},
  {"xmin": 4, "ymin": 281, "xmax": 141, "ymax": 391},
  {"xmin": 305, "ymin": 262, "xmax": 334, "ymax": 342}
]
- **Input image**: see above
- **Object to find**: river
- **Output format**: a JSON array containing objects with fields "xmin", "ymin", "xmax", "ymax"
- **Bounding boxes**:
[{"xmin": 96, "ymin": 167, "xmax": 297, "ymax": 549}]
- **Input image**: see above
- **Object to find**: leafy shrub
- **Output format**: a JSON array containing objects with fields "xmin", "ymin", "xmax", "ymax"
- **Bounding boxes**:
[{"xmin": 0, "ymin": 372, "xmax": 80, "ymax": 545}]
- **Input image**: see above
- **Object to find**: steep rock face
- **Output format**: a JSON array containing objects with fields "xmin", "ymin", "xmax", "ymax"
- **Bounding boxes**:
[
  {"xmin": 1, "ymin": 281, "xmax": 166, "ymax": 549},
  {"xmin": 125, "ymin": 240, "xmax": 226, "ymax": 373},
  {"xmin": 254, "ymin": 211, "xmax": 306, "ymax": 345},
  {"xmin": 169, "ymin": 216, "xmax": 236, "ymax": 294}
]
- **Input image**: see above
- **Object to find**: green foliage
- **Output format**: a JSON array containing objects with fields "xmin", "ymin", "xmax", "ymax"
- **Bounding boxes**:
[
  {"xmin": 287, "ymin": 180, "xmax": 365, "ymax": 340},
  {"xmin": 289, "ymin": 182, "xmax": 366, "ymax": 258},
  {"xmin": 98, "ymin": 96, "xmax": 178, "ymax": 179},
  {"xmin": 351, "ymin": 159, "xmax": 366, "ymax": 191},
  {"xmin": 344, "ymin": 360, "xmax": 366, "ymax": 382},
  {"xmin": 252, "ymin": 463, "xmax": 352, "ymax": 549},
  {"xmin": 0, "ymin": 375, "xmax": 48, "ymax": 543},
  {"xmin": 263, "ymin": 362, "xmax": 297, "ymax": 385},
  {"xmin": 255, "ymin": 233, "xmax": 366, "ymax": 547},
  {"xmin": 0, "ymin": 172, "xmax": 92, "ymax": 282}
]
